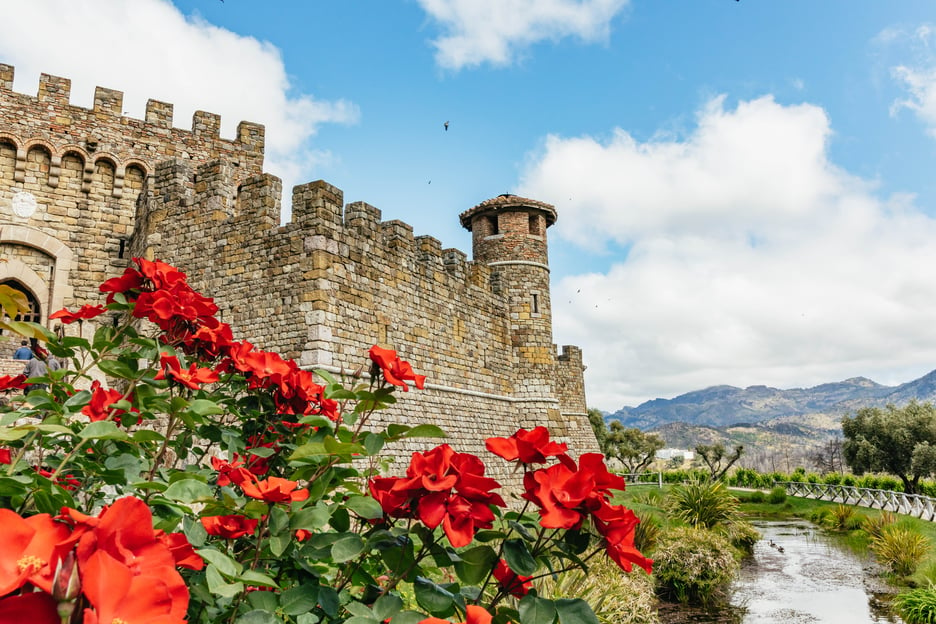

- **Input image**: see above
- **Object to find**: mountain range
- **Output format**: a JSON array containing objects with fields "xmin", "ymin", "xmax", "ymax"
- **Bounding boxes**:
[{"xmin": 604, "ymin": 369, "xmax": 936, "ymax": 464}]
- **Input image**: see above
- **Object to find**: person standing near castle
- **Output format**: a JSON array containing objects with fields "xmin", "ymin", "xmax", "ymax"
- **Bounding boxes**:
[
  {"xmin": 13, "ymin": 340, "xmax": 32, "ymax": 360},
  {"xmin": 22, "ymin": 354, "xmax": 47, "ymax": 394}
]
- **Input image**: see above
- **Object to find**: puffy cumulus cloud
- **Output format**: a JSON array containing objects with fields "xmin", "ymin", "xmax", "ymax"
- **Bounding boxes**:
[
  {"xmin": 0, "ymin": 0, "xmax": 358, "ymax": 211},
  {"xmin": 416, "ymin": 0, "xmax": 629, "ymax": 70},
  {"xmin": 518, "ymin": 96, "xmax": 936, "ymax": 410},
  {"xmin": 883, "ymin": 24, "xmax": 936, "ymax": 138}
]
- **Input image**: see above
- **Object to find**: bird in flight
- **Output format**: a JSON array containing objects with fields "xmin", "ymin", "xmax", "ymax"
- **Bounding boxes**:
[{"xmin": 444, "ymin": 121, "xmax": 450, "ymax": 131}]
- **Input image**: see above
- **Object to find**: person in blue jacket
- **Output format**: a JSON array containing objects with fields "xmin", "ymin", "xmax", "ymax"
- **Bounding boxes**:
[{"xmin": 13, "ymin": 340, "xmax": 32, "ymax": 360}]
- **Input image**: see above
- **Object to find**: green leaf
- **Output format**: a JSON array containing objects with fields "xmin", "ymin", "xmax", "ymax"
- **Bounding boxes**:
[
  {"xmin": 279, "ymin": 584, "xmax": 320, "ymax": 616},
  {"xmin": 373, "ymin": 594, "xmax": 404, "ymax": 621},
  {"xmin": 78, "ymin": 421, "xmax": 128, "ymax": 441},
  {"xmin": 197, "ymin": 548, "xmax": 243, "ymax": 577},
  {"xmin": 404, "ymin": 424, "xmax": 447, "ymax": 439},
  {"xmin": 247, "ymin": 590, "xmax": 279, "ymax": 613},
  {"xmin": 290, "ymin": 504, "xmax": 332, "ymax": 530},
  {"xmin": 297, "ymin": 414, "xmax": 335, "ymax": 429},
  {"xmin": 323, "ymin": 436, "xmax": 366, "ymax": 456},
  {"xmin": 318, "ymin": 587, "xmax": 340, "ymax": 617},
  {"xmin": 344, "ymin": 617, "xmax": 379, "ymax": 624},
  {"xmin": 205, "ymin": 565, "xmax": 244, "ymax": 598},
  {"xmin": 363, "ymin": 431, "xmax": 385, "ymax": 456},
  {"xmin": 345, "ymin": 602, "xmax": 374, "ymax": 617},
  {"xmin": 290, "ymin": 442, "xmax": 328, "ymax": 461},
  {"xmin": 331, "ymin": 533, "xmax": 365, "ymax": 562},
  {"xmin": 132, "ymin": 429, "xmax": 166, "ymax": 442},
  {"xmin": 503, "ymin": 539, "xmax": 537, "ymax": 576},
  {"xmin": 33, "ymin": 424, "xmax": 74, "ymax": 435},
  {"xmin": 268, "ymin": 534, "xmax": 290, "ymax": 558},
  {"xmin": 237, "ymin": 570, "xmax": 279, "ymax": 588},
  {"xmin": 183, "ymin": 514, "xmax": 208, "ymax": 548},
  {"xmin": 519, "ymin": 595, "xmax": 558, "ymax": 624},
  {"xmin": 234, "ymin": 610, "xmax": 279, "ymax": 624},
  {"xmin": 247, "ymin": 446, "xmax": 275, "ymax": 458},
  {"xmin": 386, "ymin": 424, "xmax": 411, "ymax": 438},
  {"xmin": 62, "ymin": 390, "xmax": 92, "ymax": 411},
  {"xmin": 453, "ymin": 545, "xmax": 497, "ymax": 585},
  {"xmin": 0, "ymin": 427, "xmax": 31, "ymax": 442},
  {"xmin": 555, "ymin": 599, "xmax": 600, "ymax": 624},
  {"xmin": 414, "ymin": 577, "xmax": 456, "ymax": 616},
  {"xmin": 188, "ymin": 399, "xmax": 225, "ymax": 416},
  {"xmin": 97, "ymin": 358, "xmax": 137, "ymax": 380},
  {"xmin": 325, "ymin": 386, "xmax": 357, "ymax": 401},
  {"xmin": 163, "ymin": 478, "xmax": 214, "ymax": 503},
  {"xmin": 345, "ymin": 494, "xmax": 383, "ymax": 520},
  {"xmin": 390, "ymin": 612, "xmax": 427, "ymax": 624}
]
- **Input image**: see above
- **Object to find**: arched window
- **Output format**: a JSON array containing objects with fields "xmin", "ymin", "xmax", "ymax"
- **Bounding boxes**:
[{"xmin": 0, "ymin": 280, "xmax": 41, "ymax": 323}]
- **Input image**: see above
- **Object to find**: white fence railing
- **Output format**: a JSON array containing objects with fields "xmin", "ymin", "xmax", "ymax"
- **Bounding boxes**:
[{"xmin": 778, "ymin": 481, "xmax": 936, "ymax": 521}]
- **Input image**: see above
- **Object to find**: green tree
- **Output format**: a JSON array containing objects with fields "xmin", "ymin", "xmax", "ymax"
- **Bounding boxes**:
[
  {"xmin": 604, "ymin": 421, "xmax": 665, "ymax": 473},
  {"xmin": 695, "ymin": 443, "xmax": 744, "ymax": 481},
  {"xmin": 587, "ymin": 407, "xmax": 608, "ymax": 449},
  {"xmin": 842, "ymin": 401, "xmax": 936, "ymax": 494}
]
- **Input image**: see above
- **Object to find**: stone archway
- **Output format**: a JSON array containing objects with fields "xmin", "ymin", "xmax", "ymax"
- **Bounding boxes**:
[{"xmin": 0, "ymin": 225, "xmax": 73, "ymax": 322}]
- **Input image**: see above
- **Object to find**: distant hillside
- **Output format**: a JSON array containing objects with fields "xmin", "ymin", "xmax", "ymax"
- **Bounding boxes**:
[
  {"xmin": 606, "ymin": 369, "xmax": 936, "ymax": 470},
  {"xmin": 606, "ymin": 373, "xmax": 935, "ymax": 430}
]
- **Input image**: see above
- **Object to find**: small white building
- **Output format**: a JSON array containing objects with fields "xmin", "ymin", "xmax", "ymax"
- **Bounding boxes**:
[{"xmin": 656, "ymin": 448, "xmax": 695, "ymax": 461}]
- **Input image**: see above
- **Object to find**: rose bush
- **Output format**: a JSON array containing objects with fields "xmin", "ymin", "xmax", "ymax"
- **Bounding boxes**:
[{"xmin": 0, "ymin": 258, "xmax": 651, "ymax": 624}]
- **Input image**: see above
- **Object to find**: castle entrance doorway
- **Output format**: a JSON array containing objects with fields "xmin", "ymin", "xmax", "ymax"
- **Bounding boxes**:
[{"xmin": 0, "ymin": 279, "xmax": 40, "ymax": 323}]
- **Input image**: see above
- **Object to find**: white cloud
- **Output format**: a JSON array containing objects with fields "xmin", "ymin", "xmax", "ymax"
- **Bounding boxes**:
[
  {"xmin": 885, "ymin": 24, "xmax": 936, "ymax": 138},
  {"xmin": 0, "ymin": 0, "xmax": 358, "ymax": 215},
  {"xmin": 416, "ymin": 0, "xmax": 629, "ymax": 70},
  {"xmin": 518, "ymin": 95, "xmax": 936, "ymax": 410}
]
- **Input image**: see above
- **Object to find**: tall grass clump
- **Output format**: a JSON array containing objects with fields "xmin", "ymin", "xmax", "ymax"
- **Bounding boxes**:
[
  {"xmin": 667, "ymin": 479, "xmax": 739, "ymax": 529},
  {"xmin": 634, "ymin": 513, "xmax": 662, "ymax": 554},
  {"xmin": 893, "ymin": 585, "xmax": 936, "ymax": 624},
  {"xmin": 871, "ymin": 526, "xmax": 930, "ymax": 577},
  {"xmin": 861, "ymin": 511, "xmax": 897, "ymax": 541},
  {"xmin": 652, "ymin": 526, "xmax": 739, "ymax": 606},
  {"xmin": 829, "ymin": 504, "xmax": 856, "ymax": 531},
  {"xmin": 538, "ymin": 556, "xmax": 659, "ymax": 624}
]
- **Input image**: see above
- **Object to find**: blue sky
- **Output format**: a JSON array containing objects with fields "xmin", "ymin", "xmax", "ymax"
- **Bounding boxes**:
[{"xmin": 4, "ymin": 1, "xmax": 936, "ymax": 410}]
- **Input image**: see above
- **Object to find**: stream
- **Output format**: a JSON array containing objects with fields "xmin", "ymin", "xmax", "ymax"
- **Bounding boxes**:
[{"xmin": 658, "ymin": 519, "xmax": 902, "ymax": 623}]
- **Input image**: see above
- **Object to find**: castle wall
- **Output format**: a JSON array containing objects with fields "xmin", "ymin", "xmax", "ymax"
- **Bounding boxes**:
[
  {"xmin": 0, "ymin": 66, "xmax": 599, "ymax": 485},
  {"xmin": 0, "ymin": 64, "xmax": 264, "ymax": 315}
]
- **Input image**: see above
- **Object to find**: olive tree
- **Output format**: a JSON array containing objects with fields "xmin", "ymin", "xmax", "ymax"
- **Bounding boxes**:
[
  {"xmin": 587, "ymin": 412, "xmax": 664, "ymax": 473},
  {"xmin": 695, "ymin": 443, "xmax": 744, "ymax": 481},
  {"xmin": 842, "ymin": 401, "xmax": 936, "ymax": 494}
]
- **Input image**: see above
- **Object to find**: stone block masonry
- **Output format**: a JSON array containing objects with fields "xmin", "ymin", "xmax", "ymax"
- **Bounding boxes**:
[{"xmin": 0, "ymin": 65, "xmax": 598, "ymax": 487}]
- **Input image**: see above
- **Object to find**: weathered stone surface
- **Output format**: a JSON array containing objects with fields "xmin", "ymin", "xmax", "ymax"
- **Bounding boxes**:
[{"xmin": 0, "ymin": 66, "xmax": 598, "ymax": 487}]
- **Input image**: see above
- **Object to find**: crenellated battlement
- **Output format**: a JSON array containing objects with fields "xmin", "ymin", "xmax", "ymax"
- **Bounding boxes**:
[
  {"xmin": 0, "ymin": 65, "xmax": 265, "ymax": 195},
  {"xmin": 0, "ymin": 67, "xmax": 598, "ymax": 480}
]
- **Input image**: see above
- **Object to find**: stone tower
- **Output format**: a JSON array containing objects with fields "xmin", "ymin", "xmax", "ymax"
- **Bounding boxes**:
[{"xmin": 460, "ymin": 194, "xmax": 566, "ymax": 425}]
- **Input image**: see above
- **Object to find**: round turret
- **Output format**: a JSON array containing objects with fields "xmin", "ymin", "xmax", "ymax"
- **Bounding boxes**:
[{"xmin": 459, "ymin": 194, "xmax": 557, "ymax": 267}]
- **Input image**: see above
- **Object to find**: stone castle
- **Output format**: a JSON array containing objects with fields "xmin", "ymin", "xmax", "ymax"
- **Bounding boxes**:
[{"xmin": 0, "ymin": 65, "xmax": 598, "ymax": 477}]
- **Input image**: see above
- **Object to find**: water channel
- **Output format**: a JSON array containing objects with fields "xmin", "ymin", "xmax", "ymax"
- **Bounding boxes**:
[{"xmin": 658, "ymin": 519, "xmax": 903, "ymax": 623}]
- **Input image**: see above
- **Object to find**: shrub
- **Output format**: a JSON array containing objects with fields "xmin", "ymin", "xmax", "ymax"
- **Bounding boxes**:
[
  {"xmin": 871, "ymin": 527, "xmax": 930, "ymax": 577},
  {"xmin": 809, "ymin": 508, "xmax": 831, "ymax": 525},
  {"xmin": 829, "ymin": 504, "xmax": 856, "ymax": 531},
  {"xmin": 538, "ymin": 556, "xmax": 659, "ymax": 624},
  {"xmin": 653, "ymin": 526, "xmax": 739, "ymax": 605},
  {"xmin": 667, "ymin": 479, "xmax": 739, "ymax": 529},
  {"xmin": 746, "ymin": 491, "xmax": 766, "ymax": 504},
  {"xmin": 893, "ymin": 585, "xmax": 936, "ymax": 623},
  {"xmin": 721, "ymin": 521, "xmax": 761, "ymax": 555},
  {"xmin": 766, "ymin": 486, "xmax": 787, "ymax": 505},
  {"xmin": 842, "ymin": 474, "xmax": 857, "ymax": 486},
  {"xmin": 822, "ymin": 473, "xmax": 843, "ymax": 485},
  {"xmin": 861, "ymin": 511, "xmax": 897, "ymax": 541},
  {"xmin": 634, "ymin": 513, "xmax": 663, "ymax": 554}
]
